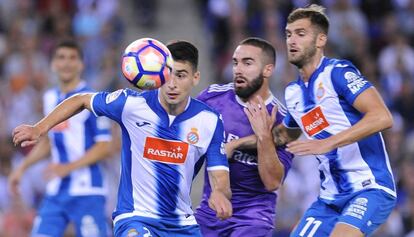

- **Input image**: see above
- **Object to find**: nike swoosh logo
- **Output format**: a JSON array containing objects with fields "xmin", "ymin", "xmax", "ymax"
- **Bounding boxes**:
[{"xmin": 136, "ymin": 121, "xmax": 151, "ymax": 127}]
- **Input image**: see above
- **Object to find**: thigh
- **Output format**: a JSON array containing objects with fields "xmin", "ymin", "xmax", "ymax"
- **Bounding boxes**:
[
  {"xmin": 32, "ymin": 197, "xmax": 68, "ymax": 237},
  {"xmin": 67, "ymin": 196, "xmax": 108, "ymax": 237},
  {"xmin": 337, "ymin": 189, "xmax": 396, "ymax": 236},
  {"xmin": 290, "ymin": 199, "xmax": 338, "ymax": 237}
]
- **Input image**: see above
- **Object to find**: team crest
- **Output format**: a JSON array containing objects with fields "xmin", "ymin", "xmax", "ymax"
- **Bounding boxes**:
[
  {"xmin": 127, "ymin": 229, "xmax": 139, "ymax": 237},
  {"xmin": 187, "ymin": 128, "xmax": 199, "ymax": 144},
  {"xmin": 316, "ymin": 82, "xmax": 325, "ymax": 99}
]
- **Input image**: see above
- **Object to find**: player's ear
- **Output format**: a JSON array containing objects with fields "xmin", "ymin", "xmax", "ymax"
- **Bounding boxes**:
[
  {"xmin": 262, "ymin": 64, "xmax": 274, "ymax": 78},
  {"xmin": 316, "ymin": 33, "xmax": 327, "ymax": 48},
  {"xmin": 192, "ymin": 71, "xmax": 200, "ymax": 86}
]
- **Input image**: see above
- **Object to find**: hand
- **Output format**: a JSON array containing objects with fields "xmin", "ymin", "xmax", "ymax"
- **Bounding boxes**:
[
  {"xmin": 286, "ymin": 138, "xmax": 335, "ymax": 155},
  {"xmin": 8, "ymin": 168, "xmax": 24, "ymax": 197},
  {"xmin": 208, "ymin": 191, "xmax": 232, "ymax": 220},
  {"xmin": 12, "ymin": 125, "xmax": 42, "ymax": 147},
  {"xmin": 44, "ymin": 163, "xmax": 72, "ymax": 180},
  {"xmin": 244, "ymin": 96, "xmax": 276, "ymax": 139},
  {"xmin": 224, "ymin": 140, "xmax": 237, "ymax": 159}
]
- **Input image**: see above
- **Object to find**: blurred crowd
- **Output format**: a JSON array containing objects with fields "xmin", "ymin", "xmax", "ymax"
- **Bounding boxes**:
[{"xmin": 0, "ymin": 0, "xmax": 413, "ymax": 236}]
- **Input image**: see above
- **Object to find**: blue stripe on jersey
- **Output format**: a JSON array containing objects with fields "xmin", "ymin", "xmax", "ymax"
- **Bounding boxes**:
[
  {"xmin": 85, "ymin": 115, "xmax": 102, "ymax": 187},
  {"xmin": 153, "ymin": 125, "xmax": 180, "ymax": 219},
  {"xmin": 315, "ymin": 131, "xmax": 352, "ymax": 194},
  {"xmin": 193, "ymin": 155, "xmax": 206, "ymax": 179},
  {"xmin": 54, "ymin": 133, "xmax": 70, "ymax": 193},
  {"xmin": 356, "ymin": 134, "xmax": 395, "ymax": 192},
  {"xmin": 113, "ymin": 124, "xmax": 134, "ymax": 219}
]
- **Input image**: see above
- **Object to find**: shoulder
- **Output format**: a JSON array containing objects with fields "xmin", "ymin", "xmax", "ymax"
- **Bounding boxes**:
[
  {"xmin": 197, "ymin": 83, "xmax": 234, "ymax": 102},
  {"xmin": 326, "ymin": 58, "xmax": 361, "ymax": 75},
  {"xmin": 190, "ymin": 98, "xmax": 222, "ymax": 118}
]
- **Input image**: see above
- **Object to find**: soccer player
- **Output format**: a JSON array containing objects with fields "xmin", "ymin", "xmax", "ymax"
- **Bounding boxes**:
[
  {"xmin": 8, "ymin": 40, "xmax": 112, "ymax": 237},
  {"xmin": 195, "ymin": 37, "xmax": 295, "ymax": 237},
  {"xmin": 12, "ymin": 40, "xmax": 232, "ymax": 237},
  {"xmin": 281, "ymin": 5, "xmax": 396, "ymax": 237}
]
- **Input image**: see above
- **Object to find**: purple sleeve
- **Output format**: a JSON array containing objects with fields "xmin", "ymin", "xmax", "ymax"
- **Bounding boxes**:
[{"xmin": 277, "ymin": 147, "xmax": 294, "ymax": 180}]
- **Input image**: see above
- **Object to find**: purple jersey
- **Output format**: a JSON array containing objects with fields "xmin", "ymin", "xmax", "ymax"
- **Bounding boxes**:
[{"xmin": 195, "ymin": 83, "xmax": 294, "ymax": 229}]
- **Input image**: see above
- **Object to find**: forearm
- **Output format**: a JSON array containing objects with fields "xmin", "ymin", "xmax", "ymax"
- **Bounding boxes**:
[
  {"xmin": 272, "ymin": 125, "xmax": 301, "ymax": 146},
  {"xmin": 36, "ymin": 93, "xmax": 93, "ymax": 135},
  {"xmin": 19, "ymin": 137, "xmax": 51, "ymax": 171},
  {"xmin": 329, "ymin": 110, "xmax": 392, "ymax": 148},
  {"xmin": 209, "ymin": 170, "xmax": 231, "ymax": 199},
  {"xmin": 257, "ymin": 133, "xmax": 284, "ymax": 191},
  {"xmin": 65, "ymin": 141, "xmax": 111, "ymax": 172}
]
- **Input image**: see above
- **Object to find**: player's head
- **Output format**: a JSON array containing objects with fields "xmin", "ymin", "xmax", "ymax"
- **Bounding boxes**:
[
  {"xmin": 51, "ymin": 39, "xmax": 84, "ymax": 83},
  {"xmin": 285, "ymin": 4, "xmax": 329, "ymax": 68},
  {"xmin": 159, "ymin": 40, "xmax": 200, "ymax": 113},
  {"xmin": 232, "ymin": 37, "xmax": 275, "ymax": 100}
]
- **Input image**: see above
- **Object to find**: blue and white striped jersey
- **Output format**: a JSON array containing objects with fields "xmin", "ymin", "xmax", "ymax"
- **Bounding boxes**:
[
  {"xmin": 283, "ymin": 57, "xmax": 396, "ymax": 201},
  {"xmin": 90, "ymin": 88, "xmax": 228, "ymax": 226},
  {"xmin": 43, "ymin": 81, "xmax": 111, "ymax": 197}
]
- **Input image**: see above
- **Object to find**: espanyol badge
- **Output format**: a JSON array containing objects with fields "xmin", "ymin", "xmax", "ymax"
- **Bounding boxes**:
[{"xmin": 187, "ymin": 128, "xmax": 199, "ymax": 144}]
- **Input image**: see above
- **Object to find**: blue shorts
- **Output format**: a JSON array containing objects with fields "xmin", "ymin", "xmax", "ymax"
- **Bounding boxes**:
[
  {"xmin": 31, "ymin": 195, "xmax": 107, "ymax": 237},
  {"xmin": 113, "ymin": 215, "xmax": 202, "ymax": 237},
  {"xmin": 290, "ymin": 189, "xmax": 396, "ymax": 237}
]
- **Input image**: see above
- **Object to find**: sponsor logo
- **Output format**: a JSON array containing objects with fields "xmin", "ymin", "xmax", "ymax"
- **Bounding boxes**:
[
  {"xmin": 186, "ymin": 128, "xmax": 199, "ymax": 144},
  {"xmin": 106, "ymin": 89, "xmax": 123, "ymax": 104},
  {"xmin": 344, "ymin": 71, "xmax": 367, "ymax": 94},
  {"xmin": 143, "ymin": 137, "xmax": 189, "ymax": 164},
  {"xmin": 344, "ymin": 197, "xmax": 368, "ymax": 220},
  {"xmin": 52, "ymin": 120, "xmax": 69, "ymax": 131},
  {"xmin": 232, "ymin": 150, "xmax": 257, "ymax": 165},
  {"xmin": 301, "ymin": 106, "xmax": 329, "ymax": 136}
]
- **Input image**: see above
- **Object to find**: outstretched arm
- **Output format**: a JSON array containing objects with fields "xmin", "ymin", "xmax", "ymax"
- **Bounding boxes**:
[
  {"xmin": 207, "ymin": 169, "xmax": 232, "ymax": 220},
  {"xmin": 287, "ymin": 87, "xmax": 393, "ymax": 155},
  {"xmin": 13, "ymin": 93, "xmax": 94, "ymax": 147}
]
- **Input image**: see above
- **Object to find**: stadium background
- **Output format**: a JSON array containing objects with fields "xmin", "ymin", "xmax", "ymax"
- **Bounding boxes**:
[{"xmin": 0, "ymin": 0, "xmax": 413, "ymax": 236}]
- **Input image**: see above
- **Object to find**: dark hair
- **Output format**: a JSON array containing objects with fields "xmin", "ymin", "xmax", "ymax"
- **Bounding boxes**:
[
  {"xmin": 53, "ymin": 39, "xmax": 83, "ymax": 59},
  {"xmin": 239, "ymin": 37, "xmax": 276, "ymax": 66},
  {"xmin": 167, "ymin": 40, "xmax": 198, "ymax": 71},
  {"xmin": 287, "ymin": 4, "xmax": 329, "ymax": 34}
]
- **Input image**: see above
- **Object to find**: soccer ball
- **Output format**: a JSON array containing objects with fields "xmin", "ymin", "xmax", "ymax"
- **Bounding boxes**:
[{"xmin": 121, "ymin": 38, "xmax": 173, "ymax": 90}]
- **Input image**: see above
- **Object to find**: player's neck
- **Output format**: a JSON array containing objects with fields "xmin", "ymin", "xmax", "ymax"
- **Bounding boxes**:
[
  {"xmin": 60, "ymin": 77, "xmax": 81, "ymax": 94},
  {"xmin": 240, "ymin": 82, "xmax": 272, "ymax": 104},
  {"xmin": 298, "ymin": 53, "xmax": 324, "ymax": 82},
  {"xmin": 162, "ymin": 97, "xmax": 190, "ymax": 116}
]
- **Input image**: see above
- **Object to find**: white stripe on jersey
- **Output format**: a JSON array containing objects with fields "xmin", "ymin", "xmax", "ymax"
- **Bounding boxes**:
[{"xmin": 208, "ymin": 83, "xmax": 234, "ymax": 92}]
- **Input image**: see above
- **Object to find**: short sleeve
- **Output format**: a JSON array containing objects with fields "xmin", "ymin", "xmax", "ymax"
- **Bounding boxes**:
[
  {"xmin": 91, "ymin": 89, "xmax": 127, "ymax": 123},
  {"xmin": 205, "ymin": 115, "xmax": 229, "ymax": 171},
  {"xmin": 283, "ymin": 111, "xmax": 299, "ymax": 128},
  {"xmin": 331, "ymin": 65, "xmax": 372, "ymax": 105}
]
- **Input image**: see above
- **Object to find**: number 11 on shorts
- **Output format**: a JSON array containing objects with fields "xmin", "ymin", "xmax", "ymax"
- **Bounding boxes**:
[{"xmin": 299, "ymin": 217, "xmax": 322, "ymax": 237}]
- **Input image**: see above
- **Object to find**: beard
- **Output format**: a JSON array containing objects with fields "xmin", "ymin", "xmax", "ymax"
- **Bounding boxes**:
[
  {"xmin": 234, "ymin": 74, "xmax": 264, "ymax": 99},
  {"xmin": 289, "ymin": 39, "xmax": 317, "ymax": 68}
]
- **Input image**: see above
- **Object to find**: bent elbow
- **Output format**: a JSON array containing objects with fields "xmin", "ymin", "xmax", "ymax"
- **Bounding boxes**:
[
  {"xmin": 382, "ymin": 112, "xmax": 394, "ymax": 130},
  {"xmin": 264, "ymin": 181, "xmax": 281, "ymax": 192}
]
